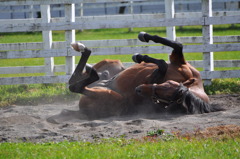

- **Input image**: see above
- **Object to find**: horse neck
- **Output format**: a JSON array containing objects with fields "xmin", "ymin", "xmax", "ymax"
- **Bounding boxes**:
[{"xmin": 183, "ymin": 91, "xmax": 212, "ymax": 114}]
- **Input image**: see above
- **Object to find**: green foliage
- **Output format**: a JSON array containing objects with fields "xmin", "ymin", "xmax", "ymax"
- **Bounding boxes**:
[
  {"xmin": 205, "ymin": 78, "xmax": 240, "ymax": 95},
  {"xmin": 0, "ymin": 138, "xmax": 239, "ymax": 159},
  {"xmin": 147, "ymin": 129, "xmax": 164, "ymax": 137}
]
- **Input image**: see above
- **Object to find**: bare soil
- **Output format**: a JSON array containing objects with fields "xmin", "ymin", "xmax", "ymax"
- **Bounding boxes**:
[{"xmin": 0, "ymin": 94, "xmax": 239, "ymax": 143}]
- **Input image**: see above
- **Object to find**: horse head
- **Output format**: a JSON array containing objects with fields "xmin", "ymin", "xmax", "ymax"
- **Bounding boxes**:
[
  {"xmin": 135, "ymin": 79, "xmax": 197, "ymax": 112},
  {"xmin": 136, "ymin": 80, "xmax": 189, "ymax": 105},
  {"xmin": 136, "ymin": 79, "xmax": 224, "ymax": 114}
]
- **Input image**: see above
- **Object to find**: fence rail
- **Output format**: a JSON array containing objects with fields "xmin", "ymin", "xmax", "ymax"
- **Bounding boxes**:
[
  {"xmin": 1, "ymin": 15, "xmax": 240, "ymax": 33},
  {"xmin": 1, "ymin": 60, "xmax": 240, "ymax": 75},
  {"xmin": 1, "ymin": 35, "xmax": 240, "ymax": 51},
  {"xmin": 0, "ymin": 0, "xmax": 239, "ymax": 85}
]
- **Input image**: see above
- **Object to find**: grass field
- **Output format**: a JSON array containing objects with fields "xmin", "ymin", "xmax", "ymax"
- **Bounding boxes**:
[
  {"xmin": 0, "ymin": 25, "xmax": 240, "ymax": 106},
  {"xmin": 0, "ymin": 137, "xmax": 239, "ymax": 159}
]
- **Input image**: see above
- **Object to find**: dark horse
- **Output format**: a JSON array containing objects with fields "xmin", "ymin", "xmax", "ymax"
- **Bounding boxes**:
[{"xmin": 67, "ymin": 32, "xmax": 222, "ymax": 119}]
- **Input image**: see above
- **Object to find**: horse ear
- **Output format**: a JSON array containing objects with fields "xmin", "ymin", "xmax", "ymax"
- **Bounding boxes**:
[{"xmin": 182, "ymin": 78, "xmax": 196, "ymax": 87}]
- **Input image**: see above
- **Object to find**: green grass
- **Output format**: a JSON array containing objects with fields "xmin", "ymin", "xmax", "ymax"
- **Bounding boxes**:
[
  {"xmin": 0, "ymin": 83, "xmax": 79, "ymax": 107},
  {"xmin": 0, "ymin": 24, "xmax": 240, "ymax": 106},
  {"xmin": 205, "ymin": 78, "xmax": 240, "ymax": 95},
  {"xmin": 0, "ymin": 137, "xmax": 239, "ymax": 159},
  {"xmin": 1, "ymin": 24, "xmax": 239, "ymax": 43}
]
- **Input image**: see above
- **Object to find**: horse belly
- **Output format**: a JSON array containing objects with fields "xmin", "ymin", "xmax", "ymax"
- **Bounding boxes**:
[{"xmin": 113, "ymin": 65, "xmax": 156, "ymax": 95}]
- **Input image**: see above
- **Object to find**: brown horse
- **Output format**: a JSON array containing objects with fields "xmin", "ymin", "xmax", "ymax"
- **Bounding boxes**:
[{"xmin": 68, "ymin": 32, "xmax": 215, "ymax": 119}]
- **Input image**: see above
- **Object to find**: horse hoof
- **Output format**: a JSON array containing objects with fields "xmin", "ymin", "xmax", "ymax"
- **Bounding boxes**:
[
  {"xmin": 132, "ymin": 53, "xmax": 143, "ymax": 63},
  {"xmin": 71, "ymin": 42, "xmax": 85, "ymax": 52},
  {"xmin": 138, "ymin": 32, "xmax": 148, "ymax": 42}
]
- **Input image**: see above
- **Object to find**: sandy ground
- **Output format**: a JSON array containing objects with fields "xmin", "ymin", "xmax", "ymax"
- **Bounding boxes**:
[{"xmin": 0, "ymin": 94, "xmax": 239, "ymax": 143}]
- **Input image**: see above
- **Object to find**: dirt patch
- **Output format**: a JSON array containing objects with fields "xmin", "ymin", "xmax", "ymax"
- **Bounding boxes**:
[
  {"xmin": 193, "ymin": 125, "xmax": 240, "ymax": 139},
  {"xmin": 0, "ymin": 94, "xmax": 239, "ymax": 143}
]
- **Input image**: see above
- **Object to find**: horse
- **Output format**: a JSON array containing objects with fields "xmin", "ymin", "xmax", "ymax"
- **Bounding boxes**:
[
  {"xmin": 68, "ymin": 32, "xmax": 216, "ymax": 119},
  {"xmin": 136, "ymin": 80, "xmax": 224, "ymax": 114}
]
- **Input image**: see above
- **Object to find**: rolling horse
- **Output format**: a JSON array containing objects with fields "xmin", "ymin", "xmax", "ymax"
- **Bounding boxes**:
[{"xmin": 68, "ymin": 32, "xmax": 222, "ymax": 119}]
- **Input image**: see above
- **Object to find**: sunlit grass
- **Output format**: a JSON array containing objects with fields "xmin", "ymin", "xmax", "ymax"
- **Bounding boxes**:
[
  {"xmin": 0, "ymin": 137, "xmax": 239, "ymax": 159},
  {"xmin": 0, "ymin": 83, "xmax": 79, "ymax": 107}
]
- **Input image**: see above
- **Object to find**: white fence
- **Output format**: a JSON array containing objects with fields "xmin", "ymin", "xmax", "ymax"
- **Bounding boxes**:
[
  {"xmin": 0, "ymin": 0, "xmax": 239, "ymax": 19},
  {"xmin": 0, "ymin": 0, "xmax": 240, "ymax": 85}
]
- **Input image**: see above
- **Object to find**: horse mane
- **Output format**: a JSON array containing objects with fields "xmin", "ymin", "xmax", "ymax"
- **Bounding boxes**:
[
  {"xmin": 183, "ymin": 91, "xmax": 225, "ymax": 114},
  {"xmin": 168, "ymin": 88, "xmax": 224, "ymax": 114},
  {"xmin": 183, "ymin": 91, "xmax": 211, "ymax": 113}
]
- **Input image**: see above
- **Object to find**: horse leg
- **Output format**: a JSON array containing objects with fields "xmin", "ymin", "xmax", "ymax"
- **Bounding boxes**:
[
  {"xmin": 69, "ymin": 68, "xmax": 99, "ymax": 93},
  {"xmin": 138, "ymin": 32, "xmax": 183, "ymax": 51},
  {"xmin": 68, "ymin": 43, "xmax": 99, "ymax": 93},
  {"xmin": 69, "ymin": 43, "xmax": 91, "ymax": 85},
  {"xmin": 138, "ymin": 32, "xmax": 186, "ymax": 64},
  {"xmin": 132, "ymin": 53, "xmax": 168, "ymax": 83}
]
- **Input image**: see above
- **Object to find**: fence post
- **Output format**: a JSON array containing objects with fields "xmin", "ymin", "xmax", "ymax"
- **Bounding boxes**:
[
  {"xmin": 165, "ymin": 0, "xmax": 176, "ymax": 61},
  {"xmin": 164, "ymin": 0, "xmax": 176, "ymax": 41},
  {"xmin": 41, "ymin": 5, "xmax": 54, "ymax": 76},
  {"xmin": 79, "ymin": 3, "xmax": 84, "ymax": 32},
  {"xmin": 128, "ymin": 1, "xmax": 133, "ymax": 32},
  {"xmin": 29, "ymin": 5, "xmax": 34, "ymax": 18},
  {"xmin": 65, "ymin": 4, "xmax": 76, "ymax": 76},
  {"xmin": 202, "ymin": 0, "xmax": 214, "ymax": 85}
]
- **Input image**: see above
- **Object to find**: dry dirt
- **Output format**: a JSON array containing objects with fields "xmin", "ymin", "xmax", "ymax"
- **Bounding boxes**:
[{"xmin": 0, "ymin": 94, "xmax": 239, "ymax": 142}]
